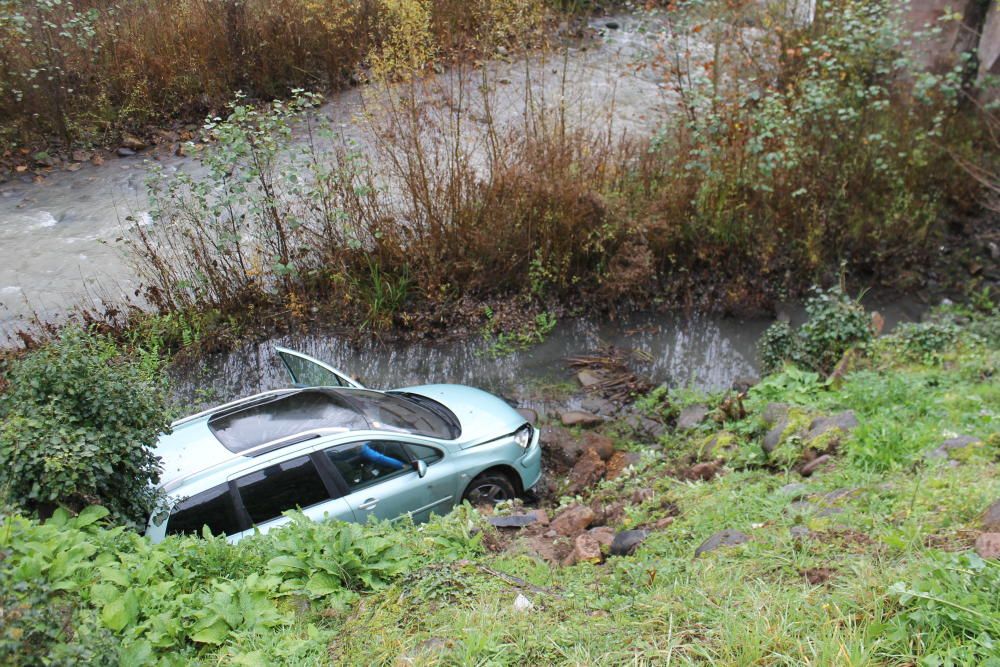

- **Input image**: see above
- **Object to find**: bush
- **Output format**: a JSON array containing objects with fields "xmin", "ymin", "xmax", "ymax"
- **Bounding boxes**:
[
  {"xmin": 759, "ymin": 285, "xmax": 873, "ymax": 374},
  {"xmin": 0, "ymin": 327, "xmax": 170, "ymax": 527}
]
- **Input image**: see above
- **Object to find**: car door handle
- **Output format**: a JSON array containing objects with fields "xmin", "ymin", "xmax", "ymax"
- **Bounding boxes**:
[{"xmin": 358, "ymin": 498, "xmax": 378, "ymax": 510}]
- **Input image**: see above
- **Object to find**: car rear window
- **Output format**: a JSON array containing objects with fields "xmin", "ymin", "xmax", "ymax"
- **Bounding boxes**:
[
  {"xmin": 208, "ymin": 390, "xmax": 367, "ymax": 454},
  {"xmin": 235, "ymin": 455, "xmax": 332, "ymax": 525},
  {"xmin": 166, "ymin": 484, "xmax": 242, "ymax": 537}
]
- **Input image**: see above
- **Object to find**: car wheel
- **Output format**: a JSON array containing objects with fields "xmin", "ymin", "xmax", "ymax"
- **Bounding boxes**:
[{"xmin": 463, "ymin": 472, "xmax": 517, "ymax": 507}]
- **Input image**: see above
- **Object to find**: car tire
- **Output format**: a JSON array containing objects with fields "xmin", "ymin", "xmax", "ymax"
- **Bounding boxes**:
[{"xmin": 462, "ymin": 472, "xmax": 517, "ymax": 507}]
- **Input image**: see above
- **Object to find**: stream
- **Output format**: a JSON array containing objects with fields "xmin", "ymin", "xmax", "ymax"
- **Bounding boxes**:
[{"xmin": 0, "ymin": 13, "xmax": 677, "ymax": 338}]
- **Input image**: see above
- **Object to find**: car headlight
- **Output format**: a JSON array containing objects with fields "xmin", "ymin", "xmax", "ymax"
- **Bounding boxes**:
[{"xmin": 514, "ymin": 424, "xmax": 533, "ymax": 449}]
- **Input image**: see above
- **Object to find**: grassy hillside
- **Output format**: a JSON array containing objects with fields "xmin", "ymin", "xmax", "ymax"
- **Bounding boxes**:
[{"xmin": 2, "ymin": 305, "xmax": 998, "ymax": 665}]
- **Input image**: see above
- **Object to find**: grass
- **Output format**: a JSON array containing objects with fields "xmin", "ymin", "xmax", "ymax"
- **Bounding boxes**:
[{"xmin": 2, "ymin": 307, "xmax": 998, "ymax": 664}]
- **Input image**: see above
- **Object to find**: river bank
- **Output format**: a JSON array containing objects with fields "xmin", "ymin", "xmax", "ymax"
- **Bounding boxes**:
[{"xmin": 2, "ymin": 300, "xmax": 997, "ymax": 665}]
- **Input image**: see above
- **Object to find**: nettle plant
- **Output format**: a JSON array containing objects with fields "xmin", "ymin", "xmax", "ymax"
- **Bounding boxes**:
[{"xmin": 0, "ymin": 327, "xmax": 170, "ymax": 528}]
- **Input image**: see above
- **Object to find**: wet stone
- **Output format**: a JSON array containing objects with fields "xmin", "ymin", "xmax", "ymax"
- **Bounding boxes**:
[
  {"xmin": 983, "ymin": 500, "xmax": 1000, "ymax": 532},
  {"xmin": 515, "ymin": 408, "xmax": 538, "ymax": 425},
  {"xmin": 567, "ymin": 448, "xmax": 606, "ymax": 494},
  {"xmin": 561, "ymin": 410, "xmax": 605, "ymax": 428},
  {"xmin": 566, "ymin": 533, "xmax": 603, "ymax": 565},
  {"xmin": 588, "ymin": 526, "xmax": 616, "ymax": 549},
  {"xmin": 694, "ymin": 529, "xmax": 750, "ymax": 557},
  {"xmin": 676, "ymin": 403, "xmax": 710, "ymax": 431},
  {"xmin": 610, "ymin": 529, "xmax": 649, "ymax": 556},
  {"xmin": 577, "ymin": 369, "xmax": 603, "ymax": 387},
  {"xmin": 926, "ymin": 435, "xmax": 982, "ymax": 461},
  {"xmin": 805, "ymin": 411, "xmax": 858, "ymax": 441}
]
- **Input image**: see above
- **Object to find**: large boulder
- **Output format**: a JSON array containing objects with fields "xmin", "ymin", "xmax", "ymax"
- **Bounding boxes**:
[
  {"xmin": 560, "ymin": 410, "xmax": 605, "ymax": 428},
  {"xmin": 925, "ymin": 435, "xmax": 982, "ymax": 462},
  {"xmin": 541, "ymin": 427, "xmax": 615, "ymax": 470},
  {"xmin": 564, "ymin": 533, "xmax": 603, "ymax": 565}
]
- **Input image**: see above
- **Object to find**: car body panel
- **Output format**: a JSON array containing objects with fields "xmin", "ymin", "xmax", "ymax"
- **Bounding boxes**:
[{"xmin": 145, "ymin": 349, "xmax": 541, "ymax": 544}]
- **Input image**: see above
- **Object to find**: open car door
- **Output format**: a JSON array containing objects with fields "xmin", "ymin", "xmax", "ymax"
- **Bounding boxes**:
[{"xmin": 275, "ymin": 346, "xmax": 365, "ymax": 389}]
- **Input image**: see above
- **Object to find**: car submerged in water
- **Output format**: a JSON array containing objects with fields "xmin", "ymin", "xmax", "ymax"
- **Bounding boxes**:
[{"xmin": 145, "ymin": 347, "xmax": 541, "ymax": 543}]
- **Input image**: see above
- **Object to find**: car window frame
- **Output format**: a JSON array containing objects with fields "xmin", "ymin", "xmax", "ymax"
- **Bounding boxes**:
[
  {"xmin": 230, "ymin": 452, "xmax": 343, "ymax": 528},
  {"xmin": 404, "ymin": 442, "xmax": 445, "ymax": 466},
  {"xmin": 321, "ymin": 439, "xmax": 420, "ymax": 494}
]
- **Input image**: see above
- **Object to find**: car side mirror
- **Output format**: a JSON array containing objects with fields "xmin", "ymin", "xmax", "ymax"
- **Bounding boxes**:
[{"xmin": 414, "ymin": 459, "xmax": 428, "ymax": 478}]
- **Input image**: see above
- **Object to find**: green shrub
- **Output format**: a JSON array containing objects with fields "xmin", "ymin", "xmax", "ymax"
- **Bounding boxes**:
[
  {"xmin": 759, "ymin": 285, "xmax": 872, "ymax": 374},
  {"xmin": 0, "ymin": 327, "xmax": 170, "ymax": 527}
]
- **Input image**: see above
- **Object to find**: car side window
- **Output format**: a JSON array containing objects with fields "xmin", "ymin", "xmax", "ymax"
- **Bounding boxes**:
[
  {"xmin": 406, "ymin": 443, "xmax": 442, "ymax": 465},
  {"xmin": 166, "ymin": 484, "xmax": 242, "ymax": 537},
  {"xmin": 325, "ymin": 441, "xmax": 411, "ymax": 491},
  {"xmin": 235, "ymin": 455, "xmax": 331, "ymax": 525}
]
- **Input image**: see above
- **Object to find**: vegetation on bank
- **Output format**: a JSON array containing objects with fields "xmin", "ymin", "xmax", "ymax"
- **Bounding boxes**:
[
  {"xmin": 1, "ymin": 294, "xmax": 998, "ymax": 664},
  {"xmin": 90, "ymin": 0, "xmax": 993, "ymax": 352},
  {"xmin": 0, "ymin": 0, "xmax": 550, "ymax": 151}
]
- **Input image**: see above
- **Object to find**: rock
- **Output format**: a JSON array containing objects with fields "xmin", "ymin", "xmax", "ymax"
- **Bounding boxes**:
[
  {"xmin": 116, "ymin": 147, "xmax": 136, "ymax": 158},
  {"xmin": 561, "ymin": 410, "xmax": 604, "ymax": 428},
  {"xmin": 698, "ymin": 431, "xmax": 737, "ymax": 459},
  {"xmin": 778, "ymin": 483, "xmax": 809, "ymax": 498},
  {"xmin": 120, "ymin": 134, "xmax": 146, "ymax": 150},
  {"xmin": 653, "ymin": 516, "xmax": 675, "ymax": 529},
  {"xmin": 605, "ymin": 451, "xmax": 640, "ymax": 480},
  {"xmin": 65, "ymin": 162, "xmax": 81, "ymax": 172},
  {"xmin": 685, "ymin": 461, "xmax": 720, "ymax": 482},
  {"xmin": 580, "ymin": 396, "xmax": 616, "ymax": 416},
  {"xmin": 551, "ymin": 505, "xmax": 595, "ymax": 536},
  {"xmin": 731, "ymin": 376, "xmax": 759, "ymax": 393},
  {"xmin": 543, "ymin": 428, "xmax": 615, "ymax": 469},
  {"xmin": 605, "ymin": 21, "xmax": 620, "ymax": 29},
  {"xmin": 70, "ymin": 150, "xmax": 90, "ymax": 163},
  {"xmin": 676, "ymin": 403, "xmax": 710, "ymax": 430},
  {"xmin": 983, "ymin": 500, "xmax": 1000, "ymax": 532},
  {"xmin": 488, "ymin": 513, "xmax": 539, "ymax": 528},
  {"xmin": 799, "ymin": 454, "xmax": 832, "ymax": 477},
  {"xmin": 610, "ymin": 529, "xmax": 649, "ymax": 556},
  {"xmin": 762, "ymin": 403, "xmax": 790, "ymax": 453},
  {"xmin": 694, "ymin": 529, "xmax": 750, "ymax": 557},
  {"xmin": 90, "ymin": 154, "xmax": 104, "ymax": 166},
  {"xmin": 568, "ymin": 449, "xmax": 606, "ymax": 494},
  {"xmin": 513, "ymin": 593, "xmax": 534, "ymax": 612},
  {"xmin": 789, "ymin": 525, "xmax": 811, "ymax": 540},
  {"xmin": 397, "ymin": 636, "xmax": 449, "ymax": 664},
  {"xmin": 975, "ymin": 533, "xmax": 1000, "ymax": 559},
  {"xmin": 529, "ymin": 509, "xmax": 549, "ymax": 526},
  {"xmin": 588, "ymin": 526, "xmax": 616, "ymax": 549},
  {"xmin": 623, "ymin": 413, "xmax": 666, "ymax": 439},
  {"xmin": 515, "ymin": 408, "xmax": 538, "ymax": 425},
  {"xmin": 763, "ymin": 402, "xmax": 790, "ymax": 425},
  {"xmin": 926, "ymin": 435, "xmax": 982, "ymax": 461},
  {"xmin": 805, "ymin": 411, "xmax": 858, "ymax": 442},
  {"xmin": 577, "ymin": 369, "xmax": 603, "ymax": 387},
  {"xmin": 565, "ymin": 533, "xmax": 603, "ymax": 565}
]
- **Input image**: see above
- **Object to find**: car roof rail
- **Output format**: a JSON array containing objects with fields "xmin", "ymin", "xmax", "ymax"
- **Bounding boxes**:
[{"xmin": 160, "ymin": 426, "xmax": 351, "ymax": 493}]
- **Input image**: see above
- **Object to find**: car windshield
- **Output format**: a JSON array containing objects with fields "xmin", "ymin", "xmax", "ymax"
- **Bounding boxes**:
[
  {"xmin": 344, "ymin": 390, "xmax": 460, "ymax": 440},
  {"xmin": 208, "ymin": 390, "xmax": 367, "ymax": 454}
]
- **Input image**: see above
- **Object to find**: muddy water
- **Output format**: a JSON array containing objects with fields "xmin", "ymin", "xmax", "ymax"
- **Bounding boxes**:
[
  {"xmin": 0, "ymin": 13, "xmax": 677, "ymax": 338},
  {"xmin": 168, "ymin": 295, "xmax": 927, "ymax": 414}
]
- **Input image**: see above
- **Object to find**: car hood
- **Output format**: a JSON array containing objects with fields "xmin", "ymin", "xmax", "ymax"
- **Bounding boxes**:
[{"xmin": 395, "ymin": 384, "xmax": 526, "ymax": 444}]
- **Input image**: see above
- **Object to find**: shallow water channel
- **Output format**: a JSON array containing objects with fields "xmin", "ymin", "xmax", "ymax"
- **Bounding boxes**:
[{"xmin": 168, "ymin": 296, "xmax": 927, "ymax": 415}]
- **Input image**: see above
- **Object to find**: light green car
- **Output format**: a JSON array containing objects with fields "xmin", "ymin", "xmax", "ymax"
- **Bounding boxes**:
[{"xmin": 145, "ymin": 347, "xmax": 541, "ymax": 543}]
